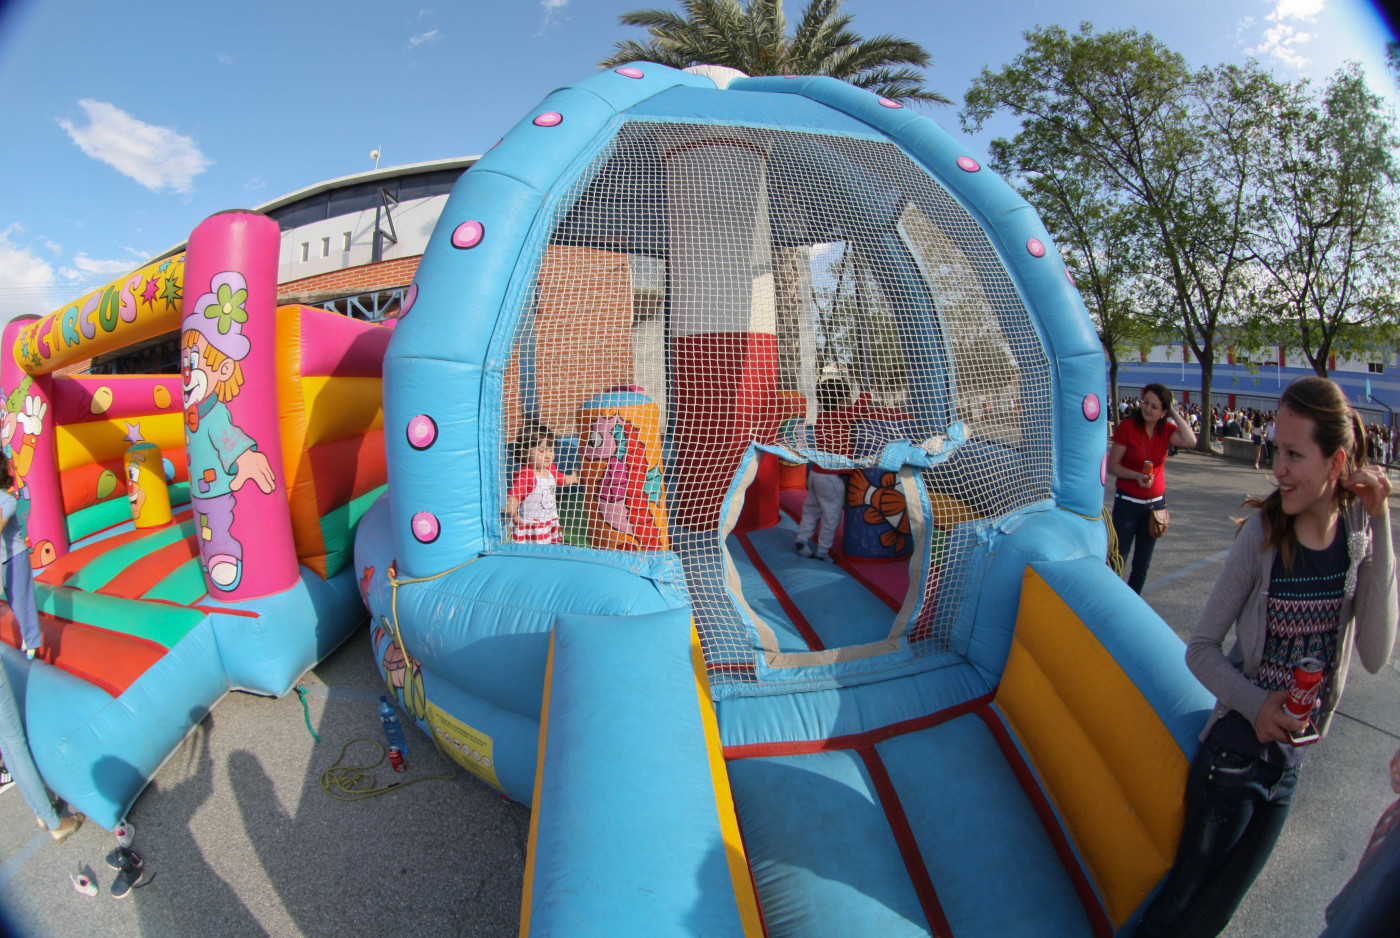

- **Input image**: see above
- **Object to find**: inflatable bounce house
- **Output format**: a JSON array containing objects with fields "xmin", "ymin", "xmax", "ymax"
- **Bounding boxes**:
[
  {"xmin": 0, "ymin": 211, "xmax": 389, "ymax": 829},
  {"xmin": 353, "ymin": 64, "xmax": 1214, "ymax": 936}
]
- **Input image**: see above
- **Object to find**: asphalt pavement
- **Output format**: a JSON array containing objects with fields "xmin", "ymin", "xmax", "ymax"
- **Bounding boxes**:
[{"xmin": 0, "ymin": 450, "xmax": 1394, "ymax": 937}]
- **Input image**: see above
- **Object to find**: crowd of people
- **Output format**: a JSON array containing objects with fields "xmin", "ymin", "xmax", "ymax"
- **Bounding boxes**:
[{"xmin": 1118, "ymin": 395, "xmax": 1399, "ymax": 472}]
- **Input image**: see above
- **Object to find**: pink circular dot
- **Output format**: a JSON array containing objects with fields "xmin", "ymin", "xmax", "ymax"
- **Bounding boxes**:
[
  {"xmin": 533, "ymin": 112, "xmax": 563, "ymax": 127},
  {"xmin": 400, "ymin": 282, "xmax": 418, "ymax": 317},
  {"xmin": 1082, "ymin": 393, "xmax": 1100, "ymax": 421},
  {"xmin": 452, "ymin": 220, "xmax": 483, "ymax": 249},
  {"xmin": 411, "ymin": 511, "xmax": 440, "ymax": 544},
  {"xmin": 1100, "ymin": 454, "xmax": 1108, "ymax": 486},
  {"xmin": 784, "ymin": 74, "xmax": 798, "ymax": 79},
  {"xmin": 1066, "ymin": 269, "xmax": 1076, "ymax": 287},
  {"xmin": 879, "ymin": 98, "xmax": 903, "ymax": 109},
  {"xmin": 615, "ymin": 67, "xmax": 644, "ymax": 79},
  {"xmin": 956, "ymin": 156, "xmax": 981, "ymax": 172},
  {"xmin": 407, "ymin": 415, "xmax": 437, "ymax": 450},
  {"xmin": 1026, "ymin": 238, "xmax": 1046, "ymax": 258}
]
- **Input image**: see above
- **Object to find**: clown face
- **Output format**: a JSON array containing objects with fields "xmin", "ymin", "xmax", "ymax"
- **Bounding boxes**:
[
  {"xmin": 126, "ymin": 455, "xmax": 147, "ymax": 517},
  {"xmin": 182, "ymin": 333, "xmax": 237, "ymax": 409}
]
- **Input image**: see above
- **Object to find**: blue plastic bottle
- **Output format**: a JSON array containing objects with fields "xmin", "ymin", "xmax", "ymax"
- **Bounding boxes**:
[{"xmin": 379, "ymin": 695, "xmax": 408, "ymax": 759}]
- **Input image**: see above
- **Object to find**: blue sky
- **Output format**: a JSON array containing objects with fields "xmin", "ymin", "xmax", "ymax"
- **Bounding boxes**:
[{"xmin": 0, "ymin": 0, "xmax": 1394, "ymax": 325}]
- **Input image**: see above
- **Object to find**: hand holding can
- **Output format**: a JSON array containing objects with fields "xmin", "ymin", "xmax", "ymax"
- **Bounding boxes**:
[{"xmin": 1284, "ymin": 658, "xmax": 1324, "ymax": 720}]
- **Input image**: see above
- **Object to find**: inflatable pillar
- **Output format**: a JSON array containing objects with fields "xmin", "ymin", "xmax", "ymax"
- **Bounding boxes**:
[
  {"xmin": 577, "ymin": 387, "xmax": 669, "ymax": 550},
  {"xmin": 181, "ymin": 212, "xmax": 298, "ymax": 600},
  {"xmin": 666, "ymin": 139, "xmax": 778, "ymax": 530},
  {"xmin": 124, "ymin": 439, "xmax": 171, "ymax": 528},
  {"xmin": 0, "ymin": 347, "xmax": 60, "ymax": 568}
]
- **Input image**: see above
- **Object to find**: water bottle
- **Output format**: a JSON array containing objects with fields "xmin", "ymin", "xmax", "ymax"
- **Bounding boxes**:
[{"xmin": 379, "ymin": 695, "xmax": 408, "ymax": 760}]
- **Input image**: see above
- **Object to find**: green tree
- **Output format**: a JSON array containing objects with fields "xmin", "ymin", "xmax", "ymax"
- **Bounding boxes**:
[
  {"xmin": 600, "ymin": 0, "xmax": 950, "ymax": 105},
  {"xmin": 1248, "ymin": 64, "xmax": 1400, "ymax": 376},
  {"xmin": 981, "ymin": 110, "xmax": 1156, "ymax": 412},
  {"xmin": 963, "ymin": 26, "xmax": 1274, "ymax": 451}
]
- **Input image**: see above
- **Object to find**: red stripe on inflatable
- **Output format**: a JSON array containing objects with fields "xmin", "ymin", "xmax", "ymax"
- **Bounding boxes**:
[
  {"xmin": 306, "ymin": 429, "xmax": 387, "ymax": 518},
  {"xmin": 833, "ymin": 552, "xmax": 903, "ymax": 612},
  {"xmin": 777, "ymin": 500, "xmax": 903, "ymax": 612},
  {"xmin": 857, "ymin": 747, "xmax": 954, "ymax": 938},
  {"xmin": 36, "ymin": 508, "xmax": 193, "ymax": 586},
  {"xmin": 974, "ymin": 705, "xmax": 1114, "ymax": 938},
  {"xmin": 723, "ymin": 691, "xmax": 994, "ymax": 760},
  {"xmin": 0, "ymin": 608, "xmax": 165, "ymax": 697},
  {"xmin": 733, "ymin": 531, "xmax": 825, "ymax": 652},
  {"xmin": 95, "ymin": 534, "xmax": 201, "ymax": 599}
]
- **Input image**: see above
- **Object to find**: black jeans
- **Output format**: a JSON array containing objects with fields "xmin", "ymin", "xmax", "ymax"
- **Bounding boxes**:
[
  {"xmin": 1136, "ymin": 738, "xmax": 1300, "ymax": 938},
  {"xmin": 1111, "ymin": 493, "xmax": 1163, "ymax": 594}
]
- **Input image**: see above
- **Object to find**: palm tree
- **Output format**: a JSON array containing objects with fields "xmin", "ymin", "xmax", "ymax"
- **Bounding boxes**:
[{"xmin": 600, "ymin": 0, "xmax": 951, "ymax": 106}]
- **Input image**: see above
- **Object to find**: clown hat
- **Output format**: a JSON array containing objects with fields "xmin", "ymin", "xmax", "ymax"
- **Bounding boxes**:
[{"xmin": 183, "ymin": 271, "xmax": 252, "ymax": 361}]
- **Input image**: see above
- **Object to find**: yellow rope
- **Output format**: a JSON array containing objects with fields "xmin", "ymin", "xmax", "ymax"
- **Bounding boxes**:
[
  {"xmin": 1104, "ymin": 511, "xmax": 1124, "ymax": 575},
  {"xmin": 319, "ymin": 736, "xmax": 457, "ymax": 801}
]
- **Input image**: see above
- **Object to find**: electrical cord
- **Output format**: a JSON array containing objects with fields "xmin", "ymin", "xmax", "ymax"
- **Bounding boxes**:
[{"xmin": 319, "ymin": 736, "xmax": 457, "ymax": 802}]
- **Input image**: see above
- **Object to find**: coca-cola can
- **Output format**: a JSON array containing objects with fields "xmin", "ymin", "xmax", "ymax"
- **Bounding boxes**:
[
  {"xmin": 1284, "ymin": 658, "xmax": 1325, "ymax": 719},
  {"xmin": 388, "ymin": 746, "xmax": 405, "ymax": 773}
]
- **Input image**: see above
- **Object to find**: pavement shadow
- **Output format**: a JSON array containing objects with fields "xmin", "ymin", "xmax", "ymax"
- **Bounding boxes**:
[
  {"xmin": 121, "ymin": 709, "xmax": 269, "ymax": 937},
  {"xmin": 226, "ymin": 659, "xmax": 530, "ymax": 938}
]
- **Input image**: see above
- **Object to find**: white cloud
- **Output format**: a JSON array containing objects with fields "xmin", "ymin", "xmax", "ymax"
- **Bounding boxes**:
[
  {"xmin": 43, "ymin": 240, "xmax": 62, "ymax": 255},
  {"xmin": 216, "ymin": 51, "xmax": 235, "ymax": 66},
  {"xmin": 244, "ymin": 176, "xmax": 266, "ymax": 191},
  {"xmin": 63, "ymin": 253, "xmax": 140, "ymax": 278},
  {"xmin": 0, "ymin": 224, "xmax": 59, "ymax": 323},
  {"xmin": 407, "ymin": 28, "xmax": 438, "ymax": 48},
  {"xmin": 1269, "ymin": 0, "xmax": 1324, "ymax": 19},
  {"xmin": 1241, "ymin": 0, "xmax": 1325, "ymax": 69},
  {"xmin": 536, "ymin": 0, "xmax": 570, "ymax": 35},
  {"xmin": 57, "ymin": 100, "xmax": 211, "ymax": 194}
]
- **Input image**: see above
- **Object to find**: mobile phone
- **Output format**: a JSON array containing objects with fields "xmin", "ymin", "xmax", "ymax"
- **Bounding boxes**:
[{"xmin": 1288, "ymin": 721, "xmax": 1320, "ymax": 746}]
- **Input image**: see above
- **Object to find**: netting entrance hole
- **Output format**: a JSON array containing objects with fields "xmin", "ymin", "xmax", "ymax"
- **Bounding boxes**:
[{"xmin": 498, "ymin": 120, "xmax": 1053, "ymax": 691}]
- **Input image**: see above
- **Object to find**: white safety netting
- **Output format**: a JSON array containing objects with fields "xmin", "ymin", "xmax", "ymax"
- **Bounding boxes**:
[{"xmin": 497, "ymin": 120, "xmax": 1052, "ymax": 690}]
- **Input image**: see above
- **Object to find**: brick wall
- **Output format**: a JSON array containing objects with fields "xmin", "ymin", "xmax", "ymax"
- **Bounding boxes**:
[
  {"xmin": 277, "ymin": 255, "xmax": 422, "ymax": 299},
  {"xmin": 502, "ymin": 244, "xmax": 635, "ymax": 439}
]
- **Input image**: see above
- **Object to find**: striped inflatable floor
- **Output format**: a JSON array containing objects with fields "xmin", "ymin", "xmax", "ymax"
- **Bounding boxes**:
[{"xmin": 0, "ymin": 505, "xmax": 230, "ymax": 698}]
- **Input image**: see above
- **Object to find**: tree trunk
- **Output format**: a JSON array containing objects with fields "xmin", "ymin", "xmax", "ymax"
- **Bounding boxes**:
[
  {"xmin": 1196, "ymin": 357, "xmax": 1215, "ymax": 454},
  {"xmin": 1106, "ymin": 348, "xmax": 1120, "ymax": 428}
]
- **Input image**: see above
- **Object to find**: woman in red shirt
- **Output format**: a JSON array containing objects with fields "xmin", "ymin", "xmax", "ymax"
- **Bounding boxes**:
[{"xmin": 1109, "ymin": 383, "xmax": 1197, "ymax": 592}]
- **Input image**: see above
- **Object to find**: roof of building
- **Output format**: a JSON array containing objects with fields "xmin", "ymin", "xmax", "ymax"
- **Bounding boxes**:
[{"xmin": 153, "ymin": 155, "xmax": 481, "ymax": 260}]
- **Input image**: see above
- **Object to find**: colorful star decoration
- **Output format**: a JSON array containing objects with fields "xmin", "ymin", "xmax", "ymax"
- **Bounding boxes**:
[{"xmin": 158, "ymin": 275, "xmax": 181, "ymax": 306}]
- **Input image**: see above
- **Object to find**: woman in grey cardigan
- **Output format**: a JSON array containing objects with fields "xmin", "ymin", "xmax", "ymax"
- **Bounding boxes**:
[{"xmin": 1137, "ymin": 377, "xmax": 1398, "ymax": 938}]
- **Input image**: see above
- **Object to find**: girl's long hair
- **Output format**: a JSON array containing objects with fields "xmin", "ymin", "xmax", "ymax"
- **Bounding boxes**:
[
  {"xmin": 0, "ymin": 456, "xmax": 12, "ymax": 491},
  {"xmin": 1242, "ymin": 377, "xmax": 1365, "ymax": 570},
  {"xmin": 1131, "ymin": 383, "xmax": 1174, "ymax": 435}
]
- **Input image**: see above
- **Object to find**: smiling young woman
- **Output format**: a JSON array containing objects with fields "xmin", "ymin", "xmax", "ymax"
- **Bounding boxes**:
[
  {"xmin": 1107, "ymin": 383, "xmax": 1198, "ymax": 593},
  {"xmin": 1136, "ymin": 377, "xmax": 1399, "ymax": 938}
]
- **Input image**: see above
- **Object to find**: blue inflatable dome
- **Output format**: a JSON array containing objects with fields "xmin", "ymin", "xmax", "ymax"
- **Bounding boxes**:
[{"xmin": 354, "ymin": 63, "xmax": 1213, "ymax": 937}]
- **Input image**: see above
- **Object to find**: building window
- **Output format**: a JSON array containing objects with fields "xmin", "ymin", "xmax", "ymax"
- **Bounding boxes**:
[
  {"xmin": 1369, "ymin": 362, "xmax": 1384, "ymax": 374},
  {"xmin": 321, "ymin": 237, "xmax": 331, "ymax": 258},
  {"xmin": 343, "ymin": 231, "xmax": 352, "ymax": 253},
  {"xmin": 300, "ymin": 242, "xmax": 309, "ymax": 262}
]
